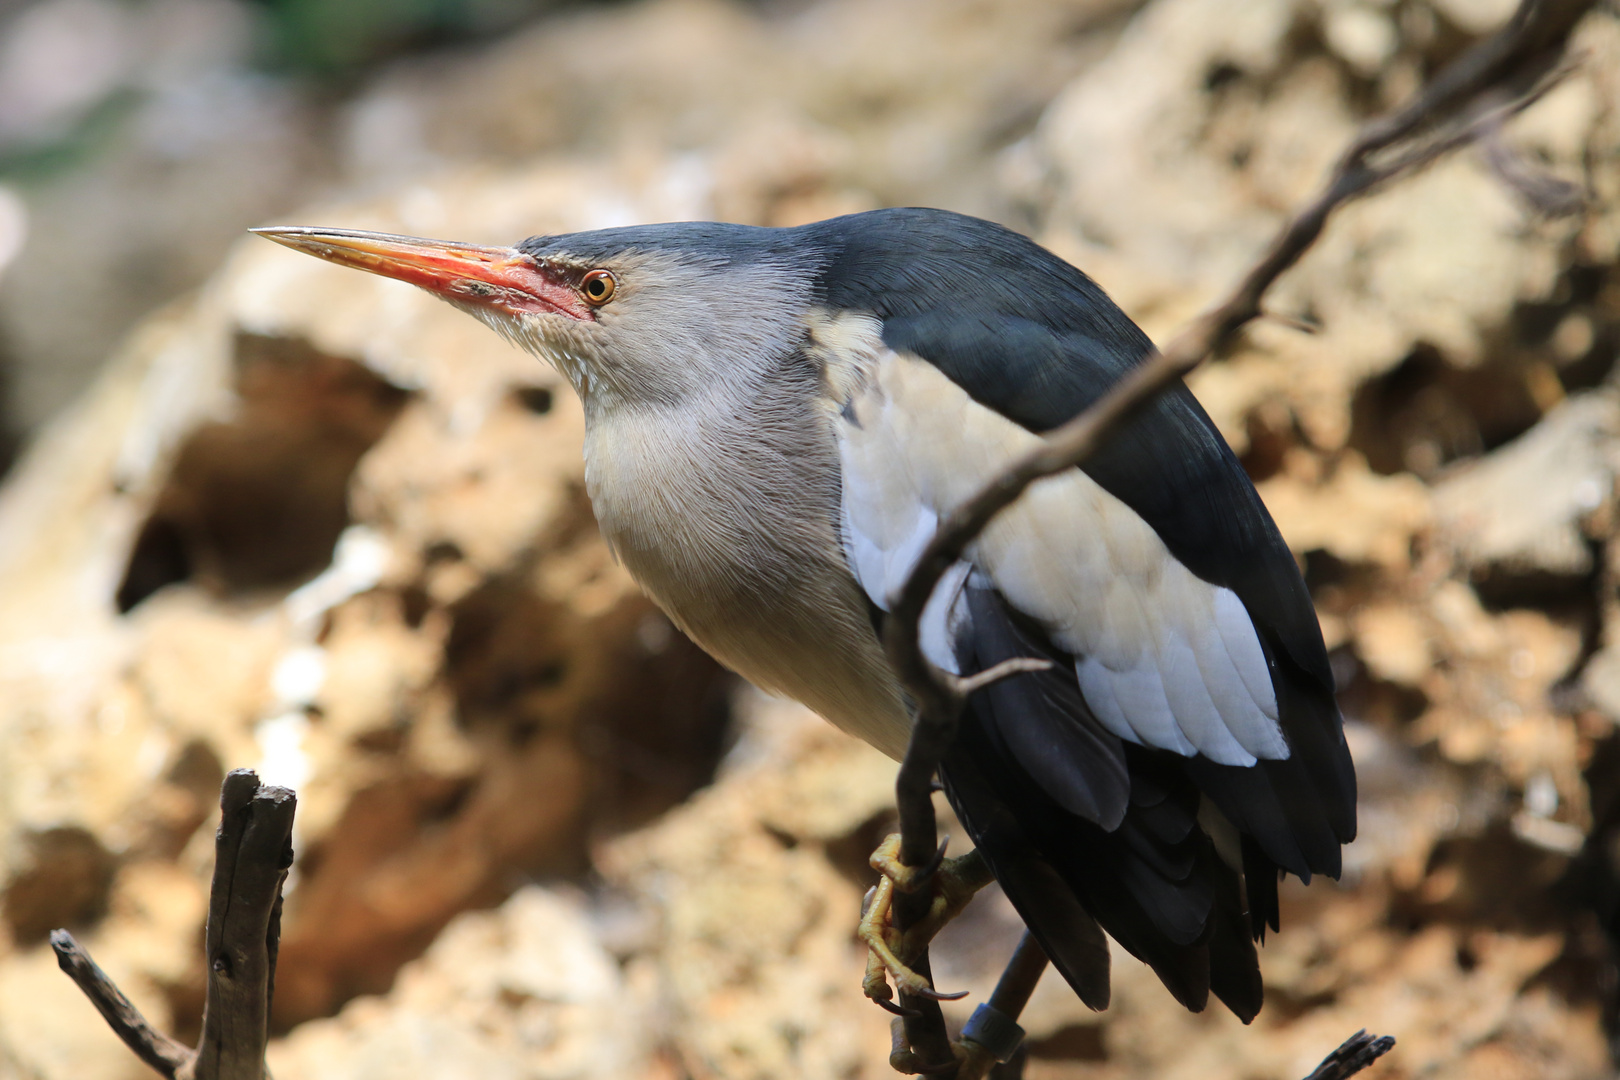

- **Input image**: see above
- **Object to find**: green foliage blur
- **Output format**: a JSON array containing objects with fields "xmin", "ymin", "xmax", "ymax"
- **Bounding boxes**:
[{"xmin": 249, "ymin": 0, "xmax": 563, "ymax": 74}]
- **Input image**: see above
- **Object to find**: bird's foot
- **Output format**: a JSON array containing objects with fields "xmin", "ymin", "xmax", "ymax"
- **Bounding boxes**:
[
  {"xmin": 859, "ymin": 833, "xmax": 994, "ymax": 1010},
  {"xmin": 886, "ymin": 1023, "xmax": 1002, "ymax": 1080}
]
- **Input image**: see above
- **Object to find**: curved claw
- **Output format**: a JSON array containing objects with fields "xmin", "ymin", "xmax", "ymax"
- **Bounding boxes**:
[
  {"xmin": 874, "ymin": 996, "xmax": 922, "ymax": 1018},
  {"xmin": 860, "ymin": 838, "xmax": 994, "ymax": 1025}
]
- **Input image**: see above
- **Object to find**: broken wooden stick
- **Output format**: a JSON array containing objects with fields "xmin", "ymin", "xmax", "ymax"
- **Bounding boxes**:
[{"xmin": 52, "ymin": 769, "xmax": 295, "ymax": 1080}]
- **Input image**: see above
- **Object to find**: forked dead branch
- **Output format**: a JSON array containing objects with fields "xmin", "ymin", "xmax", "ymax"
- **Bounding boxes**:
[
  {"xmin": 52, "ymin": 770, "xmax": 294, "ymax": 1080},
  {"xmin": 875, "ymin": 0, "xmax": 1602, "ymax": 1075}
]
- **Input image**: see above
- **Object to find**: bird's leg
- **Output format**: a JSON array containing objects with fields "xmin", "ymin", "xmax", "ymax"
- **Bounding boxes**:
[{"xmin": 860, "ymin": 832, "xmax": 994, "ymax": 1008}]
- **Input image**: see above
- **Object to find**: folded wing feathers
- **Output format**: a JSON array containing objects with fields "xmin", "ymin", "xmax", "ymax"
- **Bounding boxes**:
[
  {"xmin": 836, "ymin": 348, "xmax": 1288, "ymax": 768},
  {"xmin": 919, "ymin": 560, "xmax": 973, "ymax": 675},
  {"xmin": 1159, "ymin": 631, "xmax": 1256, "ymax": 765},
  {"xmin": 1214, "ymin": 589, "xmax": 1282, "ymax": 724},
  {"xmin": 820, "ymin": 328, "xmax": 1322, "ymax": 1022}
]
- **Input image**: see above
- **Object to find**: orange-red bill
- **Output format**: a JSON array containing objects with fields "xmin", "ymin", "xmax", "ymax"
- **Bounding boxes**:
[{"xmin": 250, "ymin": 227, "xmax": 593, "ymax": 320}]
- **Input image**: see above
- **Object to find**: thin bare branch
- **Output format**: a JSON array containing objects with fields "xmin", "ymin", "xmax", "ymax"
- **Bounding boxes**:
[
  {"xmin": 948, "ymin": 659, "xmax": 1054, "ymax": 697},
  {"xmin": 49, "ymin": 931, "xmax": 191, "ymax": 1078},
  {"xmin": 1258, "ymin": 308, "xmax": 1321, "ymax": 335},
  {"xmin": 1481, "ymin": 71, "xmax": 1589, "ymax": 217},
  {"xmin": 877, "ymin": 0, "xmax": 1601, "ymax": 1073}
]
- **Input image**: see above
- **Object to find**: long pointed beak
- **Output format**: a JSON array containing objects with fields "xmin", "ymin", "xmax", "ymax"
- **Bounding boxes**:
[{"xmin": 250, "ymin": 227, "xmax": 591, "ymax": 320}]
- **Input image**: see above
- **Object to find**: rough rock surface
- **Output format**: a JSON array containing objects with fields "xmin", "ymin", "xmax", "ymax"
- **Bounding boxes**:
[
  {"xmin": 268, "ymin": 885, "xmax": 656, "ymax": 1080},
  {"xmin": 0, "ymin": 141, "xmax": 743, "ymax": 1051},
  {"xmin": 2, "ymin": 0, "xmax": 1620, "ymax": 1078}
]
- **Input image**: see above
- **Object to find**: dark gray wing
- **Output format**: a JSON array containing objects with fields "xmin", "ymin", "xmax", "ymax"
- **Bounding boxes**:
[
  {"xmin": 809, "ymin": 207, "xmax": 1355, "ymax": 878},
  {"xmin": 811, "ymin": 209, "xmax": 1356, "ymax": 1018}
]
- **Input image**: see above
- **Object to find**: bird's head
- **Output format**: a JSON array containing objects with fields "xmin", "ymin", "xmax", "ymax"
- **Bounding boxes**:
[{"xmin": 252, "ymin": 224, "xmax": 814, "ymax": 408}]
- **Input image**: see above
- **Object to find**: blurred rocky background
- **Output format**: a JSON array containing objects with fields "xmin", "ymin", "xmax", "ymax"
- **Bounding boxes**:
[{"xmin": 0, "ymin": 0, "xmax": 1618, "ymax": 1078}]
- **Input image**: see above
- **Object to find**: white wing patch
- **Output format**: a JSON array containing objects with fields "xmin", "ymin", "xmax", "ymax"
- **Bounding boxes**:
[
  {"xmin": 839, "ymin": 497, "xmax": 973, "ymax": 676},
  {"xmin": 818, "ymin": 312, "xmax": 1287, "ymax": 768}
]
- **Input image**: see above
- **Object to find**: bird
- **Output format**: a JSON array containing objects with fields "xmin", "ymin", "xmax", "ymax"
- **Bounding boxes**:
[{"xmin": 254, "ymin": 207, "xmax": 1356, "ymax": 1024}]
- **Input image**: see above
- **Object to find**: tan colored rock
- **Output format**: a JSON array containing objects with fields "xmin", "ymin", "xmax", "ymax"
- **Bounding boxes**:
[
  {"xmin": 1399, "ymin": 590, "xmax": 1589, "ymax": 846},
  {"xmin": 316, "ymin": 589, "xmax": 444, "ymax": 748},
  {"xmin": 128, "ymin": 590, "xmax": 285, "ymax": 762},
  {"xmin": 1038, "ymin": 0, "xmax": 1609, "ymax": 464},
  {"xmin": 268, "ymin": 886, "xmax": 655, "ymax": 1080},
  {"xmin": 2, "ymin": 0, "xmax": 1619, "ymax": 1077},
  {"xmin": 0, "ymin": 942, "xmax": 163, "ymax": 1080},
  {"xmin": 599, "ymin": 701, "xmax": 900, "ymax": 1080},
  {"xmin": 0, "ymin": 150, "xmax": 740, "ymax": 1050},
  {"xmin": 1435, "ymin": 391, "xmax": 1620, "ymax": 578},
  {"xmin": 1256, "ymin": 451, "xmax": 1432, "ymax": 569},
  {"xmin": 1351, "ymin": 603, "xmax": 1434, "ymax": 687}
]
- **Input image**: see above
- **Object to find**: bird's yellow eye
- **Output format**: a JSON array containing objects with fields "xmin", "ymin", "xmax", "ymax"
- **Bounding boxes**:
[{"xmin": 581, "ymin": 269, "xmax": 617, "ymax": 306}]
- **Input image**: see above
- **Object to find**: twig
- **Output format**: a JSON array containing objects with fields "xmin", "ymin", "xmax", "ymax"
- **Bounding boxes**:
[
  {"xmin": 51, "ymin": 769, "xmax": 296, "ymax": 1080},
  {"xmin": 947, "ymin": 658, "xmax": 1054, "ymax": 698},
  {"xmin": 1302, "ymin": 1030, "xmax": 1398, "ymax": 1080},
  {"xmin": 876, "ymin": 0, "xmax": 1600, "ymax": 1073},
  {"xmin": 1482, "ymin": 101, "xmax": 1588, "ymax": 216},
  {"xmin": 49, "ymin": 931, "xmax": 191, "ymax": 1077}
]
